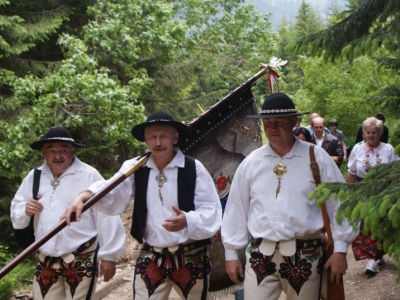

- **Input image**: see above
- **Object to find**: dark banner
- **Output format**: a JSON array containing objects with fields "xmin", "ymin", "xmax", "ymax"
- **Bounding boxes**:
[{"xmin": 179, "ymin": 86, "xmax": 263, "ymax": 293}]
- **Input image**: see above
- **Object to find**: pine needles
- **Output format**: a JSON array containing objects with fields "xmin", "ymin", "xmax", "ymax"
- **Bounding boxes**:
[{"xmin": 310, "ymin": 160, "xmax": 400, "ymax": 271}]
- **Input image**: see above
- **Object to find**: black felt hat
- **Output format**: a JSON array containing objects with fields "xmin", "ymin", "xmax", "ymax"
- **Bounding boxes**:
[
  {"xmin": 131, "ymin": 111, "xmax": 191, "ymax": 142},
  {"xmin": 30, "ymin": 127, "xmax": 85, "ymax": 150},
  {"xmin": 247, "ymin": 93, "xmax": 301, "ymax": 119}
]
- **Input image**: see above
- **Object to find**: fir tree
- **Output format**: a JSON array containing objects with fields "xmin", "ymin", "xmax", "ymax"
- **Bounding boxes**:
[
  {"xmin": 292, "ymin": 0, "xmax": 399, "ymax": 60},
  {"xmin": 279, "ymin": 0, "xmax": 325, "ymax": 95}
]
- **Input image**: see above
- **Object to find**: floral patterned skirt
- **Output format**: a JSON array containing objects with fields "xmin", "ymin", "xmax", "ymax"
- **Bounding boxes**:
[{"xmin": 352, "ymin": 223, "xmax": 385, "ymax": 261}]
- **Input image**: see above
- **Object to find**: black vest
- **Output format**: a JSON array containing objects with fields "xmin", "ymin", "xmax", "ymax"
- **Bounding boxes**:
[{"xmin": 130, "ymin": 156, "xmax": 197, "ymax": 244}]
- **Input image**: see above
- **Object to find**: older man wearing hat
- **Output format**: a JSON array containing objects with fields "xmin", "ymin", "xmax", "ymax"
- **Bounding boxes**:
[
  {"xmin": 65, "ymin": 112, "xmax": 222, "ymax": 300},
  {"xmin": 221, "ymin": 93, "xmax": 358, "ymax": 300},
  {"xmin": 10, "ymin": 127, "xmax": 125, "ymax": 300}
]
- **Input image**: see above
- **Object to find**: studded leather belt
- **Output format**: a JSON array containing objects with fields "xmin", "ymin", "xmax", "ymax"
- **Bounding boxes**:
[{"xmin": 142, "ymin": 239, "xmax": 211, "ymax": 256}]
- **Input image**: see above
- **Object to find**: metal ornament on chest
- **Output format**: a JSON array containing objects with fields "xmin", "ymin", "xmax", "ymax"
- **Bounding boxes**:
[
  {"xmin": 155, "ymin": 172, "xmax": 167, "ymax": 205},
  {"xmin": 273, "ymin": 162, "xmax": 287, "ymax": 198},
  {"xmin": 51, "ymin": 177, "xmax": 60, "ymax": 188},
  {"xmin": 49, "ymin": 177, "xmax": 61, "ymax": 207}
]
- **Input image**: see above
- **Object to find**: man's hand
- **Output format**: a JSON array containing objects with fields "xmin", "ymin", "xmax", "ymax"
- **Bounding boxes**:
[
  {"xmin": 162, "ymin": 206, "xmax": 187, "ymax": 232},
  {"xmin": 325, "ymin": 252, "xmax": 347, "ymax": 285},
  {"xmin": 26, "ymin": 196, "xmax": 43, "ymax": 217},
  {"xmin": 61, "ymin": 191, "xmax": 92, "ymax": 225},
  {"xmin": 225, "ymin": 260, "xmax": 244, "ymax": 285},
  {"xmin": 100, "ymin": 260, "xmax": 116, "ymax": 282}
]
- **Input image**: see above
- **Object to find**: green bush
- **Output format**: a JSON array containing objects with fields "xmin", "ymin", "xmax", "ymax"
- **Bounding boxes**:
[{"xmin": 0, "ymin": 245, "xmax": 35, "ymax": 299}]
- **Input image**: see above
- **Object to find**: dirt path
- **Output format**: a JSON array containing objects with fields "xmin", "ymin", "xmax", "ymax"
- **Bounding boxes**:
[{"xmin": 97, "ymin": 250, "xmax": 400, "ymax": 300}]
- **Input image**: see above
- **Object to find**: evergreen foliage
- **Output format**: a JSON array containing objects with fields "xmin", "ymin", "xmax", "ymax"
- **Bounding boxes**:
[
  {"xmin": 292, "ymin": 0, "xmax": 398, "ymax": 60},
  {"xmin": 293, "ymin": 0, "xmax": 325, "ymax": 42},
  {"xmin": 277, "ymin": 1, "xmax": 325, "ymax": 96},
  {"xmin": 0, "ymin": 0, "xmax": 93, "ymax": 83},
  {"xmin": 309, "ymin": 161, "xmax": 400, "ymax": 272}
]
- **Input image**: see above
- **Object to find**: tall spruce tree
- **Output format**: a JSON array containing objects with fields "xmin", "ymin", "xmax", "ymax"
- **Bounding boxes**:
[{"xmin": 278, "ymin": 1, "xmax": 325, "ymax": 95}]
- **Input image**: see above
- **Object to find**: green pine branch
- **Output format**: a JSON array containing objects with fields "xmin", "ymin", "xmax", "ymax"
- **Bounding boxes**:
[
  {"xmin": 291, "ymin": 0, "xmax": 398, "ymax": 60},
  {"xmin": 309, "ymin": 160, "xmax": 400, "ymax": 266}
]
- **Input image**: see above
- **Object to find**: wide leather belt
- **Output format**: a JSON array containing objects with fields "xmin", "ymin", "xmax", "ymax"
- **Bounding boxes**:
[
  {"xmin": 38, "ymin": 235, "xmax": 98, "ymax": 264},
  {"xmin": 143, "ymin": 239, "xmax": 210, "ymax": 256}
]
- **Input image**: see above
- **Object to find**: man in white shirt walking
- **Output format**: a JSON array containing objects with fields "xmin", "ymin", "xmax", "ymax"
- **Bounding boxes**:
[
  {"xmin": 11, "ymin": 127, "xmax": 125, "ymax": 300},
  {"xmin": 65, "ymin": 111, "xmax": 222, "ymax": 300},
  {"xmin": 221, "ymin": 93, "xmax": 357, "ymax": 300}
]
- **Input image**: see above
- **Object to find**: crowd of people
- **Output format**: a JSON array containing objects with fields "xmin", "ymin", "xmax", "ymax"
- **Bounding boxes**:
[{"xmin": 9, "ymin": 92, "xmax": 398, "ymax": 300}]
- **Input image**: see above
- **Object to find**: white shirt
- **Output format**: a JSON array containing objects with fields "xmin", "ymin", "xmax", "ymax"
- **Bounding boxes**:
[
  {"xmin": 90, "ymin": 148, "xmax": 222, "ymax": 248},
  {"xmin": 221, "ymin": 139, "xmax": 358, "ymax": 261},
  {"xmin": 348, "ymin": 142, "xmax": 398, "ymax": 179},
  {"xmin": 314, "ymin": 132, "xmax": 325, "ymax": 147},
  {"xmin": 11, "ymin": 157, "xmax": 126, "ymax": 261}
]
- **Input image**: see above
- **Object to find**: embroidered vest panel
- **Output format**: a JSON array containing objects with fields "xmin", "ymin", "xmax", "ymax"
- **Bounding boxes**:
[{"xmin": 131, "ymin": 156, "xmax": 197, "ymax": 244}]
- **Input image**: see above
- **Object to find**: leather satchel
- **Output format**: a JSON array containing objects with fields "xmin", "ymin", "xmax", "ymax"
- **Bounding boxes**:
[{"xmin": 309, "ymin": 145, "xmax": 345, "ymax": 300}]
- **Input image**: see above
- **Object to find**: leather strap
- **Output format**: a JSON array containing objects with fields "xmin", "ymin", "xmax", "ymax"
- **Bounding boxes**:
[
  {"xmin": 30, "ymin": 168, "xmax": 42, "ymax": 228},
  {"xmin": 32, "ymin": 168, "xmax": 41, "ymax": 200},
  {"xmin": 309, "ymin": 145, "xmax": 333, "ymax": 254}
]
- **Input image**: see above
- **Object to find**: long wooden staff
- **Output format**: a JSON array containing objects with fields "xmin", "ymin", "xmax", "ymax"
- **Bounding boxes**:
[{"xmin": 0, "ymin": 153, "xmax": 150, "ymax": 280}]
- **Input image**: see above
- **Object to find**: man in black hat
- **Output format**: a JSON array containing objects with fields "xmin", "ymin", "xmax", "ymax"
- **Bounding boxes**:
[
  {"xmin": 64, "ymin": 112, "xmax": 222, "ymax": 299},
  {"xmin": 10, "ymin": 127, "xmax": 125, "ymax": 299},
  {"xmin": 221, "ymin": 93, "xmax": 358, "ymax": 299}
]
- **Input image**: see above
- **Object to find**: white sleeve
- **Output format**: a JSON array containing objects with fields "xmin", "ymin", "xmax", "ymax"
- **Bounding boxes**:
[
  {"xmin": 184, "ymin": 160, "xmax": 222, "ymax": 242},
  {"xmin": 96, "ymin": 210, "xmax": 126, "ymax": 261},
  {"xmin": 318, "ymin": 149, "xmax": 359, "ymax": 253},
  {"xmin": 347, "ymin": 146, "xmax": 359, "ymax": 176},
  {"xmin": 10, "ymin": 170, "xmax": 35, "ymax": 229},
  {"xmin": 221, "ymin": 162, "xmax": 250, "ymax": 261},
  {"xmin": 91, "ymin": 159, "xmax": 137, "ymax": 215}
]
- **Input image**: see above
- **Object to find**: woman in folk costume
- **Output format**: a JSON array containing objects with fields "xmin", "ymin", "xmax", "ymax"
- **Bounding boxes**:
[{"xmin": 347, "ymin": 116, "xmax": 399, "ymax": 275}]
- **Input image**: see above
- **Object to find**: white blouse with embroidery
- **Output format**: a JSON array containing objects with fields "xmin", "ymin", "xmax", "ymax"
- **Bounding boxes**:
[{"xmin": 348, "ymin": 142, "xmax": 398, "ymax": 179}]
